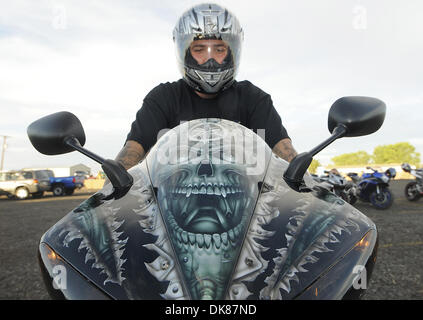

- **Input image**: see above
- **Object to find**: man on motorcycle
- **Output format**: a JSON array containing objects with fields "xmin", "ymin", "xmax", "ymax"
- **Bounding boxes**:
[{"xmin": 115, "ymin": 3, "xmax": 297, "ymax": 170}]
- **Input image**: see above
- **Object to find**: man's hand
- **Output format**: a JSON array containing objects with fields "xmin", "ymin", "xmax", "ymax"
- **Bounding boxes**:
[
  {"xmin": 103, "ymin": 140, "xmax": 145, "ymax": 187},
  {"xmin": 115, "ymin": 140, "xmax": 146, "ymax": 170},
  {"xmin": 272, "ymin": 138, "xmax": 297, "ymax": 162}
]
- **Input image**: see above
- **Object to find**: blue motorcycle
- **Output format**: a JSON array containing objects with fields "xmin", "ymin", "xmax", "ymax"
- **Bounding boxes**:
[{"xmin": 347, "ymin": 166, "xmax": 396, "ymax": 210}]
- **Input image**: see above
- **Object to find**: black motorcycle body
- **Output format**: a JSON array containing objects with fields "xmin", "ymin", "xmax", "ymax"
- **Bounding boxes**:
[
  {"xmin": 314, "ymin": 171, "xmax": 357, "ymax": 204},
  {"xmin": 28, "ymin": 96, "xmax": 386, "ymax": 300}
]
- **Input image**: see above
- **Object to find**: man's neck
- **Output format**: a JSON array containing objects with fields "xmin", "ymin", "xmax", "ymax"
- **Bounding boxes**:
[{"xmin": 195, "ymin": 90, "xmax": 218, "ymax": 99}]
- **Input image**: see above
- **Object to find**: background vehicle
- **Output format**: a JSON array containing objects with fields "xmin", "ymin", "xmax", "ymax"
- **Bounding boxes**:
[
  {"xmin": 347, "ymin": 166, "xmax": 396, "ymax": 210},
  {"xmin": 313, "ymin": 169, "xmax": 358, "ymax": 204},
  {"xmin": 0, "ymin": 169, "xmax": 51, "ymax": 199},
  {"xmin": 28, "ymin": 96, "xmax": 386, "ymax": 300},
  {"xmin": 44, "ymin": 169, "xmax": 85, "ymax": 196},
  {"xmin": 75, "ymin": 170, "xmax": 90, "ymax": 179},
  {"xmin": 401, "ymin": 163, "xmax": 423, "ymax": 201}
]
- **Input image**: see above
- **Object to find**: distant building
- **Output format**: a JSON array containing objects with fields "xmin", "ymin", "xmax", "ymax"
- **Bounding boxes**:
[
  {"xmin": 69, "ymin": 164, "xmax": 91, "ymax": 176},
  {"xmin": 22, "ymin": 163, "xmax": 91, "ymax": 177}
]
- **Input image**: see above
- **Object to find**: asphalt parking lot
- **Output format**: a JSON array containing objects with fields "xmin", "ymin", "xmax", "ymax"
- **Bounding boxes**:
[
  {"xmin": 357, "ymin": 180, "xmax": 423, "ymax": 300},
  {"xmin": 0, "ymin": 181, "xmax": 422, "ymax": 300}
]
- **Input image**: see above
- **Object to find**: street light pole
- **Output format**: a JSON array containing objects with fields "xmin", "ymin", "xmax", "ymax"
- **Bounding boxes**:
[{"xmin": 1, "ymin": 135, "xmax": 9, "ymax": 172}]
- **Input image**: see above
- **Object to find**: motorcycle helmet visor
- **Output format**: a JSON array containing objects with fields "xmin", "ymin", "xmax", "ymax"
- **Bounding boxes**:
[{"xmin": 188, "ymin": 39, "xmax": 230, "ymax": 66}]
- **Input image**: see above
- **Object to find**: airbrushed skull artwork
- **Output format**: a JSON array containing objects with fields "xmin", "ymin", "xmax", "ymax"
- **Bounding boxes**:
[
  {"xmin": 37, "ymin": 118, "xmax": 378, "ymax": 300},
  {"xmin": 148, "ymin": 119, "xmax": 270, "ymax": 299}
]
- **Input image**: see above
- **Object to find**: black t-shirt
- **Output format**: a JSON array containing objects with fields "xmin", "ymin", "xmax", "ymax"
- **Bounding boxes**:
[{"xmin": 126, "ymin": 79, "xmax": 289, "ymax": 152}]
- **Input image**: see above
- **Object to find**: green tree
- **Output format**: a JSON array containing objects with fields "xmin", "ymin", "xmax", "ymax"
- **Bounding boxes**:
[
  {"xmin": 331, "ymin": 151, "xmax": 371, "ymax": 166},
  {"xmin": 308, "ymin": 159, "xmax": 321, "ymax": 174},
  {"xmin": 372, "ymin": 142, "xmax": 421, "ymax": 166}
]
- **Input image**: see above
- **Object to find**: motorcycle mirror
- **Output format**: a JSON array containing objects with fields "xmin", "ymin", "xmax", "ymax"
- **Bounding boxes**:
[
  {"xmin": 284, "ymin": 96, "xmax": 386, "ymax": 192},
  {"xmin": 28, "ymin": 111, "xmax": 133, "ymax": 194},
  {"xmin": 328, "ymin": 96, "xmax": 386, "ymax": 137},
  {"xmin": 27, "ymin": 111, "xmax": 86, "ymax": 155}
]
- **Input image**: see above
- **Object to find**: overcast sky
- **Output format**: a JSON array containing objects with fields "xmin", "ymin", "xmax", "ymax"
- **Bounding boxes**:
[{"xmin": 1, "ymin": 0, "xmax": 422, "ymax": 174}]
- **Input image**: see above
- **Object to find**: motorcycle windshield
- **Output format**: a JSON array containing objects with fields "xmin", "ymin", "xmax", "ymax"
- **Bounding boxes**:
[{"xmin": 146, "ymin": 118, "xmax": 272, "ymax": 299}]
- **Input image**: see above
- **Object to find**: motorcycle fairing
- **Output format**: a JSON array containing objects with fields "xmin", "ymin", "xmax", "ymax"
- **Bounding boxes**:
[
  {"xmin": 358, "ymin": 173, "xmax": 390, "ymax": 202},
  {"xmin": 296, "ymin": 229, "xmax": 378, "ymax": 299},
  {"xmin": 40, "ymin": 161, "xmax": 185, "ymax": 299},
  {"xmin": 227, "ymin": 153, "xmax": 376, "ymax": 300},
  {"xmin": 413, "ymin": 169, "xmax": 423, "ymax": 180},
  {"xmin": 39, "ymin": 119, "xmax": 377, "ymax": 300},
  {"xmin": 146, "ymin": 119, "xmax": 272, "ymax": 299}
]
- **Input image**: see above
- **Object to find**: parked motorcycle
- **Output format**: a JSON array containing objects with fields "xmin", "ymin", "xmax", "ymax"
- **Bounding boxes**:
[
  {"xmin": 27, "ymin": 96, "xmax": 386, "ymax": 300},
  {"xmin": 313, "ymin": 169, "xmax": 358, "ymax": 205},
  {"xmin": 401, "ymin": 163, "xmax": 423, "ymax": 201},
  {"xmin": 347, "ymin": 166, "xmax": 396, "ymax": 210}
]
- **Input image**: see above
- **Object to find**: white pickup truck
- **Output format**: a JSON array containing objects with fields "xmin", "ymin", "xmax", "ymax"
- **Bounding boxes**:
[{"xmin": 0, "ymin": 170, "xmax": 51, "ymax": 199}]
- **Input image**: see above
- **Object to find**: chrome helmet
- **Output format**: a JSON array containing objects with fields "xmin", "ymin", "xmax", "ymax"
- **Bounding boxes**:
[
  {"xmin": 173, "ymin": 3, "xmax": 244, "ymax": 94},
  {"xmin": 385, "ymin": 167, "xmax": 396, "ymax": 179},
  {"xmin": 401, "ymin": 163, "xmax": 411, "ymax": 172}
]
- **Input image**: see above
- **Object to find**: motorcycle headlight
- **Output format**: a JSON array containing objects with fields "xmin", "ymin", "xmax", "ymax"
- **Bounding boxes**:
[
  {"xmin": 295, "ymin": 230, "xmax": 378, "ymax": 300},
  {"xmin": 38, "ymin": 243, "xmax": 111, "ymax": 300}
]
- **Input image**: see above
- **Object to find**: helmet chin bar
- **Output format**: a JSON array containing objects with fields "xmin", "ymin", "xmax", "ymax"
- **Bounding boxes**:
[
  {"xmin": 185, "ymin": 67, "xmax": 234, "ymax": 94},
  {"xmin": 184, "ymin": 48, "xmax": 235, "ymax": 94}
]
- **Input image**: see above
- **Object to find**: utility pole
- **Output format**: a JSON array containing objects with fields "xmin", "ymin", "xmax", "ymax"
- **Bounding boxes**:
[{"xmin": 1, "ymin": 135, "xmax": 9, "ymax": 172}]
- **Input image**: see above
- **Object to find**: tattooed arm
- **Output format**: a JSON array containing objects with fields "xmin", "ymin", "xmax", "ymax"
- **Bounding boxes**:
[
  {"xmin": 272, "ymin": 138, "xmax": 298, "ymax": 162},
  {"xmin": 115, "ymin": 140, "xmax": 146, "ymax": 170},
  {"xmin": 103, "ymin": 141, "xmax": 145, "ymax": 187}
]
